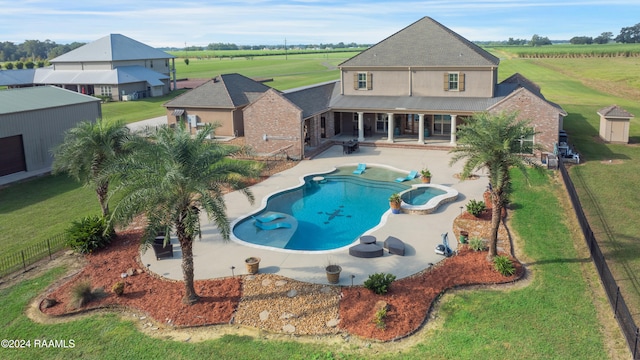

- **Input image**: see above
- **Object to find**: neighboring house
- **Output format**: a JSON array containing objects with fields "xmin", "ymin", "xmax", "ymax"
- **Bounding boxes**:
[
  {"xmin": 163, "ymin": 73, "xmax": 271, "ymax": 137},
  {"xmin": 0, "ymin": 86, "xmax": 102, "ymax": 184},
  {"xmin": 0, "ymin": 34, "xmax": 176, "ymax": 101},
  {"xmin": 165, "ymin": 16, "xmax": 566, "ymax": 159}
]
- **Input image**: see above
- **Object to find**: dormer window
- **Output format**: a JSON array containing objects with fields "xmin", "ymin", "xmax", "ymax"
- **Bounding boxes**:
[
  {"xmin": 354, "ymin": 72, "xmax": 372, "ymax": 90},
  {"xmin": 444, "ymin": 72, "xmax": 465, "ymax": 91}
]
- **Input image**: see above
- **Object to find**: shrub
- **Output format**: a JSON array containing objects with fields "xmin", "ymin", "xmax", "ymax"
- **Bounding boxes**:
[
  {"xmin": 493, "ymin": 255, "xmax": 516, "ymax": 276},
  {"xmin": 69, "ymin": 281, "xmax": 104, "ymax": 308},
  {"xmin": 466, "ymin": 199, "xmax": 486, "ymax": 217},
  {"xmin": 112, "ymin": 281, "xmax": 125, "ymax": 296},
  {"xmin": 364, "ymin": 273, "xmax": 396, "ymax": 295},
  {"xmin": 373, "ymin": 306, "xmax": 387, "ymax": 329},
  {"xmin": 468, "ymin": 237, "xmax": 486, "ymax": 251},
  {"xmin": 66, "ymin": 215, "xmax": 113, "ymax": 254}
]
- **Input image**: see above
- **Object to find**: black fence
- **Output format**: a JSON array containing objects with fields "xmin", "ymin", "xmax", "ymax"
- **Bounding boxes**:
[
  {"xmin": 559, "ymin": 158, "xmax": 639, "ymax": 359},
  {"xmin": 0, "ymin": 233, "xmax": 68, "ymax": 279}
]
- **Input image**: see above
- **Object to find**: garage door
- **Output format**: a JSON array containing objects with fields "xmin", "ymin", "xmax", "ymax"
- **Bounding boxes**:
[{"xmin": 0, "ymin": 135, "xmax": 27, "ymax": 176}]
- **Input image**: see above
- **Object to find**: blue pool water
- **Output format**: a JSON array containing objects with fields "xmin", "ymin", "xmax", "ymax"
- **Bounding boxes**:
[{"xmin": 232, "ymin": 174, "xmax": 410, "ymax": 251}]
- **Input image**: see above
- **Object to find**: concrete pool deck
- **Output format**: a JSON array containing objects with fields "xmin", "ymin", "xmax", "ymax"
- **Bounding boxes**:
[{"xmin": 140, "ymin": 144, "xmax": 488, "ymax": 285}]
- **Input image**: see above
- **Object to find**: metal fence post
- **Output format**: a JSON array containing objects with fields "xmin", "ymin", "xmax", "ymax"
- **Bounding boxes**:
[
  {"xmin": 21, "ymin": 250, "xmax": 26, "ymax": 271},
  {"xmin": 47, "ymin": 238, "xmax": 52, "ymax": 259},
  {"xmin": 634, "ymin": 327, "xmax": 638, "ymax": 360},
  {"xmin": 614, "ymin": 286, "xmax": 620, "ymax": 317}
]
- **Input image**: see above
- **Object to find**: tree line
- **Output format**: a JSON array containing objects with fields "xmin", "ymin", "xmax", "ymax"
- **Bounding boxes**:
[{"xmin": 0, "ymin": 39, "xmax": 85, "ymax": 62}]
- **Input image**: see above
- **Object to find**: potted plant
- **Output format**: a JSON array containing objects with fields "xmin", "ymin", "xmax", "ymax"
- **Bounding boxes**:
[
  {"xmin": 325, "ymin": 263, "xmax": 342, "ymax": 284},
  {"xmin": 389, "ymin": 193, "xmax": 402, "ymax": 214},
  {"xmin": 420, "ymin": 168, "xmax": 431, "ymax": 183},
  {"xmin": 245, "ymin": 256, "xmax": 261, "ymax": 274}
]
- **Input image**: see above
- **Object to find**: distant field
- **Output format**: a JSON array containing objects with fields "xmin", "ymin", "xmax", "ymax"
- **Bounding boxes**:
[
  {"xmin": 167, "ymin": 48, "xmax": 367, "ymax": 59},
  {"xmin": 487, "ymin": 43, "xmax": 640, "ymax": 58}
]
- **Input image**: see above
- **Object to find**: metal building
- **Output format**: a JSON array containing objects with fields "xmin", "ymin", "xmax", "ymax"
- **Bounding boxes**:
[{"xmin": 0, "ymin": 86, "xmax": 102, "ymax": 185}]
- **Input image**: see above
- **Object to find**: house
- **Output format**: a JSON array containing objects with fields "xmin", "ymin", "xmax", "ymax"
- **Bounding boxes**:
[
  {"xmin": 163, "ymin": 73, "xmax": 271, "ymax": 137},
  {"xmin": 0, "ymin": 86, "xmax": 102, "ymax": 185},
  {"xmin": 0, "ymin": 34, "xmax": 176, "ymax": 101},
  {"xmin": 165, "ymin": 16, "xmax": 566, "ymax": 159}
]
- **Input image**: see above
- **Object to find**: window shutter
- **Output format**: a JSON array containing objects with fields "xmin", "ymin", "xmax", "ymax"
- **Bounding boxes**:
[
  {"xmin": 443, "ymin": 73, "xmax": 449, "ymax": 91},
  {"xmin": 353, "ymin": 73, "xmax": 358, "ymax": 90},
  {"xmin": 459, "ymin": 73, "xmax": 465, "ymax": 91},
  {"xmin": 367, "ymin": 72, "xmax": 373, "ymax": 90}
]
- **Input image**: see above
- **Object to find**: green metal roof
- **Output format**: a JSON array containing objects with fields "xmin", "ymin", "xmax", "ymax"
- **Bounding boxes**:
[{"xmin": 0, "ymin": 86, "xmax": 101, "ymax": 115}]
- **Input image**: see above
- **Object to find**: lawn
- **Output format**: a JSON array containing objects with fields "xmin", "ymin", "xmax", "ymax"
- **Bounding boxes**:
[{"xmin": 0, "ymin": 171, "xmax": 618, "ymax": 359}]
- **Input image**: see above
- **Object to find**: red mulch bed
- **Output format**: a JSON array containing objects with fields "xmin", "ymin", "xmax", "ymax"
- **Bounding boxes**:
[
  {"xmin": 40, "ymin": 224, "xmax": 523, "ymax": 341},
  {"xmin": 40, "ymin": 230, "xmax": 241, "ymax": 327}
]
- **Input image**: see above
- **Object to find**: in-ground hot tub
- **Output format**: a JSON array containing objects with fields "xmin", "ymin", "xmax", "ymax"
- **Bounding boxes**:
[{"xmin": 399, "ymin": 184, "xmax": 458, "ymax": 214}]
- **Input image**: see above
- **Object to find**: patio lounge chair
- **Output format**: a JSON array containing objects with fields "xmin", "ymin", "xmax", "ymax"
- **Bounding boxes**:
[
  {"xmin": 254, "ymin": 221, "xmax": 292, "ymax": 230},
  {"xmin": 349, "ymin": 243, "xmax": 384, "ymax": 258},
  {"xmin": 383, "ymin": 236, "xmax": 405, "ymax": 256},
  {"xmin": 395, "ymin": 170, "xmax": 418, "ymax": 182},
  {"xmin": 253, "ymin": 212, "xmax": 286, "ymax": 223},
  {"xmin": 353, "ymin": 163, "xmax": 366, "ymax": 175}
]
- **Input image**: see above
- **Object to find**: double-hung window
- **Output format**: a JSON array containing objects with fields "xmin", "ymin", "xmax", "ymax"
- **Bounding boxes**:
[
  {"xmin": 444, "ymin": 72, "xmax": 465, "ymax": 91},
  {"xmin": 354, "ymin": 72, "xmax": 372, "ymax": 90}
]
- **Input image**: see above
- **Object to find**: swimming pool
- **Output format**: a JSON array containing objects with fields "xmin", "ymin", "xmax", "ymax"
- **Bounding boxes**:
[{"xmin": 232, "ymin": 172, "xmax": 411, "ymax": 251}]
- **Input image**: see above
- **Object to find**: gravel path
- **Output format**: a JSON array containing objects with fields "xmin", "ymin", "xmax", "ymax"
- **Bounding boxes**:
[{"xmin": 234, "ymin": 274, "xmax": 342, "ymax": 335}]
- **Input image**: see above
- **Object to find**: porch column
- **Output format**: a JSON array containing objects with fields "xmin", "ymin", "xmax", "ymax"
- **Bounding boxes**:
[
  {"xmin": 387, "ymin": 113, "xmax": 395, "ymax": 143},
  {"xmin": 418, "ymin": 114, "xmax": 425, "ymax": 144},
  {"xmin": 450, "ymin": 114, "xmax": 457, "ymax": 145},
  {"xmin": 357, "ymin": 112, "xmax": 364, "ymax": 141}
]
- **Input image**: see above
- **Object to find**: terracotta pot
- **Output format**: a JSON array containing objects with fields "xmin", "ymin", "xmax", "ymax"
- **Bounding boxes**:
[{"xmin": 421, "ymin": 176, "xmax": 431, "ymax": 184}]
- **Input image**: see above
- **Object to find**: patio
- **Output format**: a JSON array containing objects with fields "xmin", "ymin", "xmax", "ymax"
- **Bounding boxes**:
[{"xmin": 140, "ymin": 145, "xmax": 488, "ymax": 285}]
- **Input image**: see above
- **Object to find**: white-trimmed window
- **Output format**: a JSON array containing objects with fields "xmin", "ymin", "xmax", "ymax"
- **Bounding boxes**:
[
  {"xmin": 353, "ymin": 72, "xmax": 372, "ymax": 90},
  {"xmin": 444, "ymin": 72, "xmax": 465, "ymax": 91},
  {"xmin": 514, "ymin": 133, "xmax": 534, "ymax": 154},
  {"xmin": 100, "ymin": 86, "xmax": 112, "ymax": 97}
]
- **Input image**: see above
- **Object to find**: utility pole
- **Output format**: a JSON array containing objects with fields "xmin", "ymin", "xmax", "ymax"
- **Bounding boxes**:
[{"xmin": 285, "ymin": 38, "xmax": 287, "ymax": 60}]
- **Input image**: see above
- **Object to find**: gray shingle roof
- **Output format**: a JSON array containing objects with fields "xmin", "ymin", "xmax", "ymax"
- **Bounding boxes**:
[
  {"xmin": 51, "ymin": 34, "xmax": 174, "ymax": 63},
  {"xmin": 598, "ymin": 105, "xmax": 634, "ymax": 118},
  {"xmin": 164, "ymin": 73, "xmax": 271, "ymax": 108},
  {"xmin": 283, "ymin": 81, "xmax": 338, "ymax": 118},
  {"xmin": 340, "ymin": 17, "xmax": 499, "ymax": 68},
  {"xmin": 0, "ymin": 86, "xmax": 100, "ymax": 115}
]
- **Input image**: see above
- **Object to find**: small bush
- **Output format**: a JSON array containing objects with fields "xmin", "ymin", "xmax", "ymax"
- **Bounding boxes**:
[
  {"xmin": 69, "ymin": 281, "xmax": 104, "ymax": 308},
  {"xmin": 364, "ymin": 273, "xmax": 396, "ymax": 295},
  {"xmin": 373, "ymin": 307, "xmax": 387, "ymax": 329},
  {"xmin": 466, "ymin": 199, "xmax": 486, "ymax": 217},
  {"xmin": 66, "ymin": 215, "xmax": 113, "ymax": 254},
  {"xmin": 493, "ymin": 255, "xmax": 516, "ymax": 276},
  {"xmin": 112, "ymin": 281, "xmax": 125, "ymax": 296},
  {"xmin": 468, "ymin": 237, "xmax": 486, "ymax": 251}
]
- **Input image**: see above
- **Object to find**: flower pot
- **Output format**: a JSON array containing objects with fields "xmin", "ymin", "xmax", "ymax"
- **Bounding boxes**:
[
  {"xmin": 325, "ymin": 265, "xmax": 342, "ymax": 284},
  {"xmin": 389, "ymin": 201, "xmax": 402, "ymax": 214},
  {"xmin": 459, "ymin": 231, "xmax": 469, "ymax": 244},
  {"xmin": 245, "ymin": 257, "xmax": 261, "ymax": 274},
  {"xmin": 421, "ymin": 176, "xmax": 431, "ymax": 184}
]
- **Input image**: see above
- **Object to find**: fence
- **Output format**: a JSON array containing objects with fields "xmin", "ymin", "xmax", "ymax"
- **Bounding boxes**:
[
  {"xmin": 559, "ymin": 158, "xmax": 639, "ymax": 359},
  {"xmin": 0, "ymin": 233, "xmax": 68, "ymax": 279}
]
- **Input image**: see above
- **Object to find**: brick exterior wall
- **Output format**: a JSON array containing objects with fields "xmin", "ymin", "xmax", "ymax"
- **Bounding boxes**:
[
  {"xmin": 489, "ymin": 88, "xmax": 562, "ymax": 154},
  {"xmin": 244, "ymin": 89, "xmax": 304, "ymax": 159}
]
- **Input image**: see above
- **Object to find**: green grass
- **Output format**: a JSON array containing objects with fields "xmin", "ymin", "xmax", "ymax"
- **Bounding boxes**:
[
  {"xmin": 101, "ymin": 52, "xmax": 356, "ymax": 124},
  {"xmin": 487, "ymin": 43, "xmax": 640, "ymax": 58},
  {"xmin": 0, "ymin": 175, "xmax": 100, "ymax": 254}
]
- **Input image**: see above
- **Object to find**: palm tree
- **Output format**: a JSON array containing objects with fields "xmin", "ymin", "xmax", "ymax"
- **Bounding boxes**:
[
  {"xmin": 450, "ymin": 111, "xmax": 541, "ymax": 259},
  {"xmin": 108, "ymin": 124, "xmax": 261, "ymax": 305},
  {"xmin": 52, "ymin": 118, "xmax": 131, "ymax": 217}
]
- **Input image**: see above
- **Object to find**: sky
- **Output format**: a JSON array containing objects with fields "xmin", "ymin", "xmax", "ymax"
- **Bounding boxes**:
[{"xmin": 1, "ymin": 0, "xmax": 639, "ymax": 47}]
